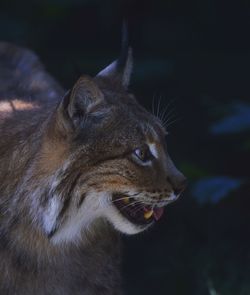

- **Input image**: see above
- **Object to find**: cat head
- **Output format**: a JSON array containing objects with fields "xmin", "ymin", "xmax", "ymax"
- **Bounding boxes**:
[{"xmin": 38, "ymin": 46, "xmax": 187, "ymax": 244}]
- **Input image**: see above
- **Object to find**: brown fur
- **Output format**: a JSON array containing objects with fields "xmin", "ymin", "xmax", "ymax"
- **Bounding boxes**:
[{"xmin": 0, "ymin": 42, "xmax": 186, "ymax": 294}]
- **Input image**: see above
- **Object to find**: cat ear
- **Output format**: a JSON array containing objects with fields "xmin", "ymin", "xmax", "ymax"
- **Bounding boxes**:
[
  {"xmin": 96, "ymin": 24, "xmax": 133, "ymax": 88},
  {"xmin": 57, "ymin": 75, "xmax": 104, "ymax": 131},
  {"xmin": 96, "ymin": 48, "xmax": 133, "ymax": 89}
]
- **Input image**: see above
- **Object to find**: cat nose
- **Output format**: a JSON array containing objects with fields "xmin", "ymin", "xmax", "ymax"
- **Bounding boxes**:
[
  {"xmin": 167, "ymin": 175, "xmax": 188, "ymax": 196},
  {"xmin": 173, "ymin": 178, "xmax": 188, "ymax": 196}
]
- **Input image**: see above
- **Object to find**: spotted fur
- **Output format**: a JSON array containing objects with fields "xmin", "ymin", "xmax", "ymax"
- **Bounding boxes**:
[{"xmin": 0, "ymin": 42, "xmax": 186, "ymax": 294}]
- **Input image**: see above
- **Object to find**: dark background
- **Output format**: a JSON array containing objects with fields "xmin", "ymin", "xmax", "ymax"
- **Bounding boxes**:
[{"xmin": 0, "ymin": 0, "xmax": 250, "ymax": 294}]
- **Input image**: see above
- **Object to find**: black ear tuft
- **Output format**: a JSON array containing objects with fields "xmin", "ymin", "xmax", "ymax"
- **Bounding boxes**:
[
  {"xmin": 117, "ymin": 21, "xmax": 130, "ymax": 69},
  {"xmin": 96, "ymin": 23, "xmax": 133, "ymax": 89}
]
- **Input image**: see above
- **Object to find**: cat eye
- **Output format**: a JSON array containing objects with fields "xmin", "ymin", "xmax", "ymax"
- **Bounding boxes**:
[{"xmin": 133, "ymin": 146, "xmax": 153, "ymax": 163}]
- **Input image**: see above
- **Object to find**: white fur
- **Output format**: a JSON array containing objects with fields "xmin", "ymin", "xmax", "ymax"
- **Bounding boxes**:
[
  {"xmin": 148, "ymin": 143, "xmax": 159, "ymax": 159},
  {"xmin": 51, "ymin": 191, "xmax": 150, "ymax": 244},
  {"xmin": 43, "ymin": 196, "xmax": 62, "ymax": 234},
  {"xmin": 168, "ymin": 191, "xmax": 179, "ymax": 201},
  {"xmin": 52, "ymin": 192, "xmax": 107, "ymax": 244},
  {"xmin": 41, "ymin": 160, "xmax": 73, "ymax": 234},
  {"xmin": 155, "ymin": 191, "xmax": 179, "ymax": 207},
  {"xmin": 29, "ymin": 186, "xmax": 47, "ymax": 225}
]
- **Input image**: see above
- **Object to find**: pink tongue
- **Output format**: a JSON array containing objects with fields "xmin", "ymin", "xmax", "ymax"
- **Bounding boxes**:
[{"xmin": 153, "ymin": 207, "xmax": 164, "ymax": 221}]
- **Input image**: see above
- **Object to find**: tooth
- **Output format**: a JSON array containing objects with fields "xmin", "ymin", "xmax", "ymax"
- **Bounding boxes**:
[
  {"xmin": 123, "ymin": 197, "xmax": 130, "ymax": 204},
  {"xmin": 144, "ymin": 210, "xmax": 153, "ymax": 219}
]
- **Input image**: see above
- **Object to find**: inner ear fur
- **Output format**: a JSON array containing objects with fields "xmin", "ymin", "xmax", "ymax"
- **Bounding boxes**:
[{"xmin": 56, "ymin": 75, "xmax": 104, "ymax": 132}]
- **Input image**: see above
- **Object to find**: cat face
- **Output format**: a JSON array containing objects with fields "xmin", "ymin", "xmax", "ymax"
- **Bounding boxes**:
[{"xmin": 40, "ymin": 51, "xmax": 186, "ymax": 243}]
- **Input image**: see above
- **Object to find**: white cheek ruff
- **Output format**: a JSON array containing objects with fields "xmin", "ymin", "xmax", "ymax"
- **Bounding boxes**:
[
  {"xmin": 51, "ymin": 192, "xmax": 107, "ymax": 244},
  {"xmin": 50, "ymin": 191, "xmax": 151, "ymax": 244}
]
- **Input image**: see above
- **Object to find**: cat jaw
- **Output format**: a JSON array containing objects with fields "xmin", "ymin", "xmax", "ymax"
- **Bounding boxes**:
[{"xmin": 48, "ymin": 191, "xmax": 148, "ymax": 245}]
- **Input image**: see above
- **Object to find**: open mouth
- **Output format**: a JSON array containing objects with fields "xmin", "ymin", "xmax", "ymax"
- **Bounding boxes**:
[{"xmin": 112, "ymin": 194, "xmax": 164, "ymax": 226}]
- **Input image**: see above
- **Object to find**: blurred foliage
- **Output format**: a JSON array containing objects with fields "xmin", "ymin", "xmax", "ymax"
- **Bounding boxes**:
[
  {"xmin": 211, "ymin": 102, "xmax": 250, "ymax": 135},
  {"xmin": 0, "ymin": 0, "xmax": 249, "ymax": 294},
  {"xmin": 192, "ymin": 176, "xmax": 243, "ymax": 204}
]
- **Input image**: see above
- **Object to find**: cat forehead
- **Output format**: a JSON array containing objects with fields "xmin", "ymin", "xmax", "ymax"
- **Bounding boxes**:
[
  {"xmin": 116, "ymin": 117, "xmax": 166, "ymax": 150},
  {"xmin": 119, "ymin": 110, "xmax": 165, "ymax": 140},
  {"xmin": 100, "ymin": 90, "xmax": 165, "ymax": 131},
  {"xmin": 99, "ymin": 88, "xmax": 135, "ymax": 106},
  {"xmin": 120, "ymin": 105, "xmax": 166, "ymax": 144}
]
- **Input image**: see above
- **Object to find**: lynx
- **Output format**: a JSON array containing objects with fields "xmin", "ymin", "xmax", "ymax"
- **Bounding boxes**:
[{"xmin": 0, "ymin": 40, "xmax": 186, "ymax": 294}]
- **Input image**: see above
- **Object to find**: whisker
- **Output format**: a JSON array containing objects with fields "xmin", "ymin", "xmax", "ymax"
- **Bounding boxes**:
[
  {"xmin": 165, "ymin": 117, "xmax": 182, "ymax": 129},
  {"xmin": 131, "ymin": 192, "xmax": 140, "ymax": 197},
  {"xmin": 152, "ymin": 93, "xmax": 157, "ymax": 116},
  {"xmin": 158, "ymin": 96, "xmax": 163, "ymax": 119},
  {"xmin": 111, "ymin": 195, "xmax": 140, "ymax": 203},
  {"xmin": 132, "ymin": 203, "xmax": 146, "ymax": 215},
  {"xmin": 145, "ymin": 121, "xmax": 151, "ymax": 135},
  {"xmin": 159, "ymin": 99, "xmax": 173, "ymax": 121},
  {"xmin": 119, "ymin": 200, "xmax": 143, "ymax": 211},
  {"xmin": 161, "ymin": 107, "xmax": 177, "ymax": 124},
  {"xmin": 164, "ymin": 97, "xmax": 177, "ymax": 112},
  {"xmin": 162, "ymin": 113, "xmax": 178, "ymax": 127},
  {"xmin": 159, "ymin": 97, "xmax": 177, "ymax": 120}
]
